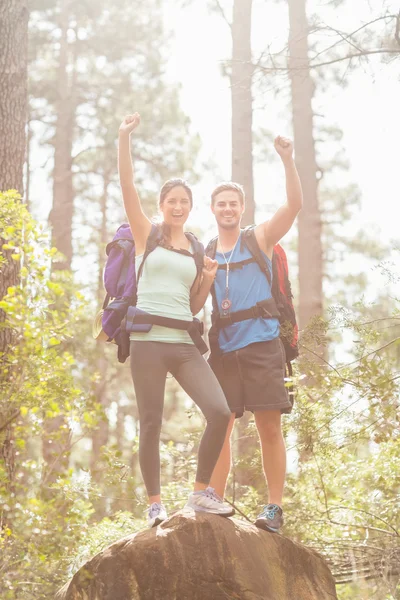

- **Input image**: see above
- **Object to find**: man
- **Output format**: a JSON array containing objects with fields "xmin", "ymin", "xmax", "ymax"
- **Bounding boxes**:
[{"xmin": 207, "ymin": 136, "xmax": 303, "ymax": 533}]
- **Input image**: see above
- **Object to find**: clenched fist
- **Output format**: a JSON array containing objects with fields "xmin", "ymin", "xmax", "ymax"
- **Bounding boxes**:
[
  {"xmin": 119, "ymin": 113, "xmax": 141, "ymax": 136},
  {"xmin": 274, "ymin": 136, "xmax": 293, "ymax": 162}
]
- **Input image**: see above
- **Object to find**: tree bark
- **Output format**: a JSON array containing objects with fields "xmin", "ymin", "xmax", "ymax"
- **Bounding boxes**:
[
  {"xmin": 231, "ymin": 0, "xmax": 254, "ymax": 226},
  {"xmin": 230, "ymin": 0, "xmax": 256, "ymax": 483},
  {"xmin": 0, "ymin": 0, "xmax": 28, "ymax": 195},
  {"xmin": 91, "ymin": 173, "xmax": 110, "ymax": 518},
  {"xmin": 43, "ymin": 0, "xmax": 76, "ymax": 488},
  {"xmin": 288, "ymin": 0, "xmax": 325, "ymax": 463},
  {"xmin": 288, "ymin": 0, "xmax": 323, "ymax": 333},
  {"xmin": 48, "ymin": 0, "xmax": 75, "ymax": 270},
  {"xmin": 0, "ymin": 0, "xmax": 29, "ymax": 501}
]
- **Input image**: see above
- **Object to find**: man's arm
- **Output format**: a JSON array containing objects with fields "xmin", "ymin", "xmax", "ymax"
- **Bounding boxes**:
[{"xmin": 255, "ymin": 136, "xmax": 303, "ymax": 255}]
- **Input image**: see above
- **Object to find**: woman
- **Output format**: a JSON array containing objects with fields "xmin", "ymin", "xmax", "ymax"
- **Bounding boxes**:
[{"xmin": 119, "ymin": 113, "xmax": 233, "ymax": 527}]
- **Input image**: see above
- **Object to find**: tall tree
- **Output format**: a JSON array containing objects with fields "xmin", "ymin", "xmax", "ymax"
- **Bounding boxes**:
[
  {"xmin": 0, "ymin": 0, "xmax": 29, "ymax": 498},
  {"xmin": 0, "ymin": 0, "xmax": 28, "ymax": 195},
  {"xmin": 48, "ymin": 0, "xmax": 75, "ymax": 271},
  {"xmin": 41, "ymin": 0, "xmax": 76, "ymax": 488},
  {"xmin": 287, "ymin": 0, "xmax": 323, "ymax": 336},
  {"xmin": 231, "ymin": 0, "xmax": 254, "ymax": 226}
]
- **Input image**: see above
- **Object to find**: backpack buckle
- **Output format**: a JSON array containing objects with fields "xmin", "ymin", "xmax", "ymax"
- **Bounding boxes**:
[
  {"xmin": 219, "ymin": 314, "xmax": 233, "ymax": 327},
  {"xmin": 193, "ymin": 318, "xmax": 204, "ymax": 335}
]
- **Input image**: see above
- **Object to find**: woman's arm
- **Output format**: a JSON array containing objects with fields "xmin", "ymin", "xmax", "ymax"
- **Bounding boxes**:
[
  {"xmin": 118, "ymin": 113, "xmax": 152, "ymax": 254},
  {"xmin": 190, "ymin": 257, "xmax": 219, "ymax": 316}
]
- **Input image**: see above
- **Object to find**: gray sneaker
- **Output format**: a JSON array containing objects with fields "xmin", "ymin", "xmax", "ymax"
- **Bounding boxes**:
[
  {"xmin": 255, "ymin": 504, "xmax": 283, "ymax": 533},
  {"xmin": 185, "ymin": 487, "xmax": 235, "ymax": 517},
  {"xmin": 148, "ymin": 502, "xmax": 168, "ymax": 528}
]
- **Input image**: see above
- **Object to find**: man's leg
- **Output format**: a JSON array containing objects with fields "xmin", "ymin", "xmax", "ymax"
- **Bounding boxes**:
[
  {"xmin": 254, "ymin": 410, "xmax": 286, "ymax": 506},
  {"xmin": 209, "ymin": 413, "xmax": 236, "ymax": 498}
]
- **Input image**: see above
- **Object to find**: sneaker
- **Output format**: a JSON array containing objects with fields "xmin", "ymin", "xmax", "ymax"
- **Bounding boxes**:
[
  {"xmin": 148, "ymin": 502, "xmax": 168, "ymax": 528},
  {"xmin": 255, "ymin": 504, "xmax": 283, "ymax": 533},
  {"xmin": 185, "ymin": 487, "xmax": 235, "ymax": 517}
]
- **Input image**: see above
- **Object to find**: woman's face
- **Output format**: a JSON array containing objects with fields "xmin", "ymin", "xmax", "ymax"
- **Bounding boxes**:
[{"xmin": 160, "ymin": 185, "xmax": 192, "ymax": 226}]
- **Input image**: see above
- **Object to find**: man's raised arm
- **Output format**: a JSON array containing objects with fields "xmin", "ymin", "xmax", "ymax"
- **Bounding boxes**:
[{"xmin": 256, "ymin": 136, "xmax": 303, "ymax": 254}]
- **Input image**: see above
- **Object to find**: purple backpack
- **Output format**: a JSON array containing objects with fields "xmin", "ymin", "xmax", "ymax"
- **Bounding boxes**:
[{"xmin": 101, "ymin": 224, "xmax": 137, "ymax": 361}]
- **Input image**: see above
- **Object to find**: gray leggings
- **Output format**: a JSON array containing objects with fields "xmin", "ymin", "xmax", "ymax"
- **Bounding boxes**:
[{"xmin": 130, "ymin": 341, "xmax": 231, "ymax": 497}]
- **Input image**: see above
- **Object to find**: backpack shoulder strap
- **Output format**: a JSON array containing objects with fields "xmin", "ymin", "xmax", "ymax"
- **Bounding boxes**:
[
  {"xmin": 205, "ymin": 236, "xmax": 218, "ymax": 259},
  {"xmin": 204, "ymin": 236, "xmax": 219, "ymax": 315},
  {"xmin": 242, "ymin": 226, "xmax": 272, "ymax": 287},
  {"xmin": 136, "ymin": 224, "xmax": 162, "ymax": 282},
  {"xmin": 185, "ymin": 232, "xmax": 204, "ymax": 269},
  {"xmin": 185, "ymin": 231, "xmax": 205, "ymax": 290}
]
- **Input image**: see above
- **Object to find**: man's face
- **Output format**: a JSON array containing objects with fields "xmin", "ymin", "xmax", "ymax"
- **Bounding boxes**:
[{"xmin": 211, "ymin": 190, "xmax": 244, "ymax": 230}]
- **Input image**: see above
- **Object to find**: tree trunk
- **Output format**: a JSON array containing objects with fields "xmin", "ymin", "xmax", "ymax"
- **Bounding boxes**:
[
  {"xmin": 48, "ymin": 0, "xmax": 75, "ymax": 270},
  {"xmin": 25, "ymin": 118, "xmax": 32, "ymax": 211},
  {"xmin": 230, "ymin": 0, "xmax": 256, "ymax": 485},
  {"xmin": 288, "ymin": 0, "xmax": 325, "ymax": 462},
  {"xmin": 42, "ymin": 0, "xmax": 76, "ymax": 488},
  {"xmin": 0, "ymin": 0, "xmax": 28, "ymax": 195},
  {"xmin": 91, "ymin": 174, "xmax": 110, "ymax": 518},
  {"xmin": 288, "ymin": 0, "xmax": 323, "ymax": 333},
  {"xmin": 231, "ymin": 0, "xmax": 254, "ymax": 226},
  {"xmin": 0, "ymin": 0, "xmax": 29, "ymax": 502}
]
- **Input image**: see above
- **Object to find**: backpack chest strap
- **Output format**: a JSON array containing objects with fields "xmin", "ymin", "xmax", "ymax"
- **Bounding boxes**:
[
  {"xmin": 216, "ymin": 257, "xmax": 255, "ymax": 271},
  {"xmin": 214, "ymin": 297, "xmax": 280, "ymax": 329}
]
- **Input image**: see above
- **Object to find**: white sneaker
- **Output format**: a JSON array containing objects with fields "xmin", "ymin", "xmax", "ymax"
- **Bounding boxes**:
[
  {"xmin": 148, "ymin": 502, "xmax": 168, "ymax": 528},
  {"xmin": 185, "ymin": 487, "xmax": 235, "ymax": 517}
]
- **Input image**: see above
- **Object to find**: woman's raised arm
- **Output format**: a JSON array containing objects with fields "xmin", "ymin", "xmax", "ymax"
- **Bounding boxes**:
[{"xmin": 118, "ymin": 113, "xmax": 152, "ymax": 253}]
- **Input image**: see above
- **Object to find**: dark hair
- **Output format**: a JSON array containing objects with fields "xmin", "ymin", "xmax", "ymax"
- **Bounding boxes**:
[
  {"xmin": 158, "ymin": 179, "xmax": 193, "ymax": 245},
  {"xmin": 211, "ymin": 181, "xmax": 245, "ymax": 205},
  {"xmin": 159, "ymin": 178, "xmax": 193, "ymax": 209}
]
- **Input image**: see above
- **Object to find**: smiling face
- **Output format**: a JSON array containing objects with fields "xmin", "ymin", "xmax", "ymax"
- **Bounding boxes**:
[
  {"xmin": 211, "ymin": 189, "xmax": 244, "ymax": 230},
  {"xmin": 160, "ymin": 185, "xmax": 192, "ymax": 226}
]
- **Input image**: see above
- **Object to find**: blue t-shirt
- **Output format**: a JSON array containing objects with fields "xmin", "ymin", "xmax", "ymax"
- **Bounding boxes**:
[{"xmin": 214, "ymin": 233, "xmax": 280, "ymax": 353}]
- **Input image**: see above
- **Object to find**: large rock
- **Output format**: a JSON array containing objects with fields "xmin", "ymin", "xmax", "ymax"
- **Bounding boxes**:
[{"xmin": 56, "ymin": 510, "xmax": 337, "ymax": 600}]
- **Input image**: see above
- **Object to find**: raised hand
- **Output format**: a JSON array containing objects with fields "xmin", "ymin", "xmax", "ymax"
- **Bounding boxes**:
[
  {"xmin": 119, "ymin": 113, "xmax": 141, "ymax": 136},
  {"xmin": 274, "ymin": 136, "xmax": 293, "ymax": 162}
]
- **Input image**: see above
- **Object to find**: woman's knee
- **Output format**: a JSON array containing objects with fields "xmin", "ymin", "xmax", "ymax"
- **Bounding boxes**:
[
  {"xmin": 209, "ymin": 403, "xmax": 231, "ymax": 429},
  {"xmin": 139, "ymin": 417, "xmax": 162, "ymax": 439}
]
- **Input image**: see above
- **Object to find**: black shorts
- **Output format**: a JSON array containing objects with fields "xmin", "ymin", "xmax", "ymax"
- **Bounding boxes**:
[{"xmin": 209, "ymin": 338, "xmax": 293, "ymax": 418}]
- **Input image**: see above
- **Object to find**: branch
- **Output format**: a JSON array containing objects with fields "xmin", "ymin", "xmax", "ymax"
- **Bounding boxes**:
[
  {"xmin": 72, "ymin": 146, "xmax": 99, "ymax": 162},
  {"xmin": 298, "ymin": 342, "xmax": 344, "ymax": 379},
  {"xmin": 0, "ymin": 409, "xmax": 20, "ymax": 433},
  {"xmin": 327, "ymin": 505, "xmax": 399, "ymax": 537},
  {"xmin": 310, "ymin": 15, "xmax": 399, "ymax": 62},
  {"xmin": 313, "ymin": 517, "xmax": 396, "ymax": 537},
  {"xmin": 255, "ymin": 48, "xmax": 400, "ymax": 75},
  {"xmin": 309, "ymin": 48, "xmax": 400, "ymax": 69},
  {"xmin": 339, "ymin": 336, "xmax": 400, "ymax": 370},
  {"xmin": 223, "ymin": 498, "xmax": 252, "ymax": 523},
  {"xmin": 213, "ymin": 0, "xmax": 231, "ymax": 31}
]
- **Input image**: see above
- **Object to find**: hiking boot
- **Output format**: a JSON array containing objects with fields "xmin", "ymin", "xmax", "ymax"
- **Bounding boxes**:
[
  {"xmin": 185, "ymin": 487, "xmax": 235, "ymax": 517},
  {"xmin": 255, "ymin": 504, "xmax": 283, "ymax": 533},
  {"xmin": 148, "ymin": 502, "xmax": 168, "ymax": 528}
]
